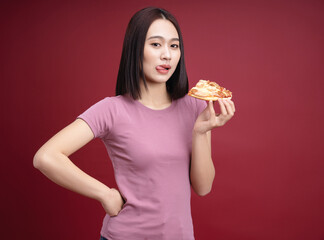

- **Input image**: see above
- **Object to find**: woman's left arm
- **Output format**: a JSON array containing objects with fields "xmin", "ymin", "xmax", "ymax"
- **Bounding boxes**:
[{"xmin": 190, "ymin": 99, "xmax": 235, "ymax": 196}]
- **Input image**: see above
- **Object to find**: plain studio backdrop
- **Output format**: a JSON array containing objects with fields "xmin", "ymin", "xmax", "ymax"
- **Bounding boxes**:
[{"xmin": 1, "ymin": 0, "xmax": 323, "ymax": 239}]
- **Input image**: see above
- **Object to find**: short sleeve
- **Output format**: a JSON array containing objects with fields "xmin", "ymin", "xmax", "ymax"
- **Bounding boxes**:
[
  {"xmin": 194, "ymin": 97, "xmax": 207, "ymax": 117},
  {"xmin": 76, "ymin": 97, "xmax": 115, "ymax": 139},
  {"xmin": 181, "ymin": 94, "xmax": 207, "ymax": 119}
]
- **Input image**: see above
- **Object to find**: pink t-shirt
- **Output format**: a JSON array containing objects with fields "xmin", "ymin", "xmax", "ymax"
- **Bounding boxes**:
[{"xmin": 77, "ymin": 94, "xmax": 206, "ymax": 240}]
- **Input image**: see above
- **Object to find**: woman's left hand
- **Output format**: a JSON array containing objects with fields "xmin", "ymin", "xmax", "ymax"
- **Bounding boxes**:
[{"xmin": 193, "ymin": 99, "xmax": 236, "ymax": 134}]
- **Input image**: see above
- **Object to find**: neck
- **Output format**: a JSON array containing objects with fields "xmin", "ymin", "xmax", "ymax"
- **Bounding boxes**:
[{"xmin": 138, "ymin": 80, "xmax": 172, "ymax": 110}]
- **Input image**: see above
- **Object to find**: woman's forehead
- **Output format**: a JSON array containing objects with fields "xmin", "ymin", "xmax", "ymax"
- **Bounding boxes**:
[{"xmin": 146, "ymin": 19, "xmax": 179, "ymax": 40}]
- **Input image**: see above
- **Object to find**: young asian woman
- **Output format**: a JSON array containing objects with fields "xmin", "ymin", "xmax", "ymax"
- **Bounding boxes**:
[{"xmin": 33, "ymin": 7, "xmax": 235, "ymax": 240}]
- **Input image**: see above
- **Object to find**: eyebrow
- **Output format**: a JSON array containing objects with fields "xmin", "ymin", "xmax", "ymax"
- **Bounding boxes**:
[{"xmin": 147, "ymin": 36, "xmax": 179, "ymax": 41}]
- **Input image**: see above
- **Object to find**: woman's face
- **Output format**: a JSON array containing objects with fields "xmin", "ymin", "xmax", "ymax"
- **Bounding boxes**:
[{"xmin": 142, "ymin": 19, "xmax": 181, "ymax": 84}]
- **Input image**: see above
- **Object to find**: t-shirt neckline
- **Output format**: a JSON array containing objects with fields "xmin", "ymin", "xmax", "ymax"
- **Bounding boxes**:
[{"xmin": 134, "ymin": 98, "xmax": 176, "ymax": 113}]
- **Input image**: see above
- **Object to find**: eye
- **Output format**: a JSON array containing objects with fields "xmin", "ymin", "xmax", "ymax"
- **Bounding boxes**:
[
  {"xmin": 151, "ymin": 43, "xmax": 161, "ymax": 47},
  {"xmin": 171, "ymin": 44, "xmax": 179, "ymax": 49}
]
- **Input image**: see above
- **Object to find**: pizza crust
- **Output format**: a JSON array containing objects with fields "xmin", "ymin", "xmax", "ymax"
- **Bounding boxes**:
[{"xmin": 187, "ymin": 92, "xmax": 232, "ymax": 101}]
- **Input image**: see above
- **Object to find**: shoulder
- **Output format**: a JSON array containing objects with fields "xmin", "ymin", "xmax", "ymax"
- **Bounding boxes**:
[
  {"xmin": 176, "ymin": 94, "xmax": 207, "ymax": 115},
  {"xmin": 89, "ymin": 95, "xmax": 129, "ymax": 110},
  {"xmin": 96, "ymin": 95, "xmax": 124, "ymax": 105},
  {"xmin": 78, "ymin": 95, "xmax": 130, "ymax": 122},
  {"xmin": 176, "ymin": 94, "xmax": 194, "ymax": 107},
  {"xmin": 76, "ymin": 95, "xmax": 131, "ymax": 139}
]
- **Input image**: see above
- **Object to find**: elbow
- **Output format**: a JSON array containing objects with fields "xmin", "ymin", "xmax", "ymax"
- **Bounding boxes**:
[
  {"xmin": 191, "ymin": 172, "xmax": 215, "ymax": 197},
  {"xmin": 33, "ymin": 150, "xmax": 50, "ymax": 171},
  {"xmin": 192, "ymin": 184, "xmax": 212, "ymax": 197},
  {"xmin": 195, "ymin": 187, "xmax": 212, "ymax": 197},
  {"xmin": 33, "ymin": 151, "xmax": 43, "ymax": 169}
]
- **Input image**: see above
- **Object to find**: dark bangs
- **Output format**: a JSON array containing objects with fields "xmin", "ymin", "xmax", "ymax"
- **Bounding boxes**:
[{"xmin": 115, "ymin": 7, "xmax": 188, "ymax": 100}]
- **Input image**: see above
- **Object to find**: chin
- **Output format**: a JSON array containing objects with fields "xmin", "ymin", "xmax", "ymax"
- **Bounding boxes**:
[{"xmin": 147, "ymin": 75, "xmax": 171, "ymax": 84}]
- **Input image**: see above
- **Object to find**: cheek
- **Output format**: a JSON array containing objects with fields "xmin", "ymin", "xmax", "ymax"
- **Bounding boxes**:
[
  {"xmin": 143, "ymin": 54, "xmax": 156, "ymax": 70},
  {"xmin": 173, "ymin": 51, "xmax": 181, "ymax": 65},
  {"xmin": 143, "ymin": 46, "xmax": 158, "ymax": 60},
  {"xmin": 143, "ymin": 51, "xmax": 153, "ymax": 70}
]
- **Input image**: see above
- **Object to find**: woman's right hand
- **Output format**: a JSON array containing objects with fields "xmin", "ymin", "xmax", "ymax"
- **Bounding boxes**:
[{"xmin": 100, "ymin": 188, "xmax": 125, "ymax": 216}]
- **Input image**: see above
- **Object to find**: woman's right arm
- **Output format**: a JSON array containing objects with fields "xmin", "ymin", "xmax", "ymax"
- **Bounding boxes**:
[{"xmin": 33, "ymin": 118, "xmax": 124, "ymax": 216}]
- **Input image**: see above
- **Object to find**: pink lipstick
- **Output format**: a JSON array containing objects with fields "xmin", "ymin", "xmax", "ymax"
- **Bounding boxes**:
[{"xmin": 156, "ymin": 64, "xmax": 171, "ymax": 74}]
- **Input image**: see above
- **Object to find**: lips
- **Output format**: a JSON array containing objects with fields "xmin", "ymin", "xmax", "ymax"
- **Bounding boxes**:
[{"xmin": 156, "ymin": 64, "xmax": 171, "ymax": 74}]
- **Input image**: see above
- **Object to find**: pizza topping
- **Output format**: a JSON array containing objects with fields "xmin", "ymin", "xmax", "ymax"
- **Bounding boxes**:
[
  {"xmin": 190, "ymin": 88, "xmax": 210, "ymax": 97},
  {"xmin": 209, "ymin": 82, "xmax": 219, "ymax": 87},
  {"xmin": 196, "ymin": 81, "xmax": 206, "ymax": 88},
  {"xmin": 188, "ymin": 79, "xmax": 232, "ymax": 101}
]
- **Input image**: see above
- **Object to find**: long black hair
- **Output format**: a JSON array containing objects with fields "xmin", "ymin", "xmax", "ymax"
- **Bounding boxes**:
[{"xmin": 115, "ymin": 7, "xmax": 188, "ymax": 100}]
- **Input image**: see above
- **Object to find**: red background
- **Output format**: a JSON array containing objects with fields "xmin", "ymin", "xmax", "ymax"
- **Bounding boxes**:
[{"xmin": 1, "ymin": 0, "xmax": 323, "ymax": 239}]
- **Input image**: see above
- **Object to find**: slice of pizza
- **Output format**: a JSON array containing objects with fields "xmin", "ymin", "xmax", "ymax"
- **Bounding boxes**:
[{"xmin": 188, "ymin": 80, "xmax": 232, "ymax": 101}]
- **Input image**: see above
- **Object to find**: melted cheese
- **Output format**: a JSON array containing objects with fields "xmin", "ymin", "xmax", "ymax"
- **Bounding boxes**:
[{"xmin": 190, "ymin": 80, "xmax": 232, "ymax": 99}]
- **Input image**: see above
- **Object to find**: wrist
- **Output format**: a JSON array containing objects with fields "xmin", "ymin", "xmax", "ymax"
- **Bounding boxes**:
[{"xmin": 192, "ymin": 128, "xmax": 208, "ymax": 137}]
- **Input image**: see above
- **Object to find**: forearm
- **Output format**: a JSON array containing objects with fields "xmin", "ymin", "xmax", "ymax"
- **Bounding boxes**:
[
  {"xmin": 33, "ymin": 151, "xmax": 110, "ymax": 202},
  {"xmin": 190, "ymin": 131, "xmax": 215, "ymax": 196}
]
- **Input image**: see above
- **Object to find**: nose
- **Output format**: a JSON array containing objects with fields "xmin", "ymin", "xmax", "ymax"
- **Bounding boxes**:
[{"xmin": 161, "ymin": 46, "xmax": 171, "ymax": 61}]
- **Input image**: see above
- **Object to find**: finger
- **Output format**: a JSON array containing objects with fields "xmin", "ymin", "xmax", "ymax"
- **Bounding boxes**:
[
  {"xmin": 208, "ymin": 100, "xmax": 215, "ymax": 115},
  {"xmin": 223, "ymin": 99, "xmax": 234, "ymax": 116},
  {"xmin": 218, "ymin": 98, "xmax": 227, "ymax": 115},
  {"xmin": 227, "ymin": 99, "xmax": 236, "ymax": 112}
]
